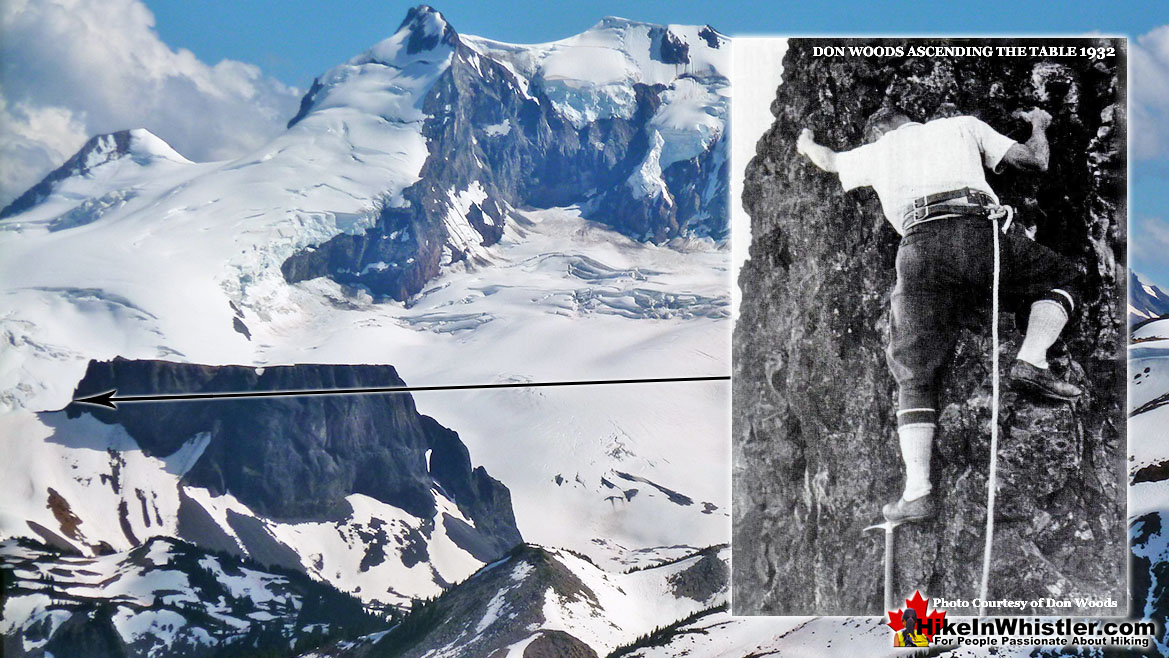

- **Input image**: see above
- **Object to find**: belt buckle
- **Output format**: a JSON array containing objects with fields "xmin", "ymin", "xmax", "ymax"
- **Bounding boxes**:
[{"xmin": 913, "ymin": 196, "xmax": 927, "ymax": 209}]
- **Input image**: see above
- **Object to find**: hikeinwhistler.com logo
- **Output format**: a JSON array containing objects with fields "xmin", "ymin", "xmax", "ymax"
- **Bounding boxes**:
[{"xmin": 886, "ymin": 591, "xmax": 1158, "ymax": 650}]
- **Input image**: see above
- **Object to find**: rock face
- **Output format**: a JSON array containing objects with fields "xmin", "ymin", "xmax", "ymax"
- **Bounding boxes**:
[
  {"xmin": 280, "ymin": 7, "xmax": 729, "ymax": 301},
  {"xmin": 732, "ymin": 38, "xmax": 1127, "ymax": 615},
  {"xmin": 68, "ymin": 358, "xmax": 521, "ymax": 560}
]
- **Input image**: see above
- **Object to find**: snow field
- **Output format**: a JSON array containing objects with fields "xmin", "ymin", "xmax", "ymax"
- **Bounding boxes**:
[
  {"xmin": 0, "ymin": 11, "xmax": 736, "ymax": 652},
  {"xmin": 252, "ymin": 207, "xmax": 731, "ymax": 567}
]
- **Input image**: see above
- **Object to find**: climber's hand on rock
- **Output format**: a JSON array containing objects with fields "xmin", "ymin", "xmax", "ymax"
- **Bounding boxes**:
[
  {"xmin": 796, "ymin": 129, "xmax": 815, "ymax": 156},
  {"xmin": 796, "ymin": 128, "xmax": 838, "ymax": 172},
  {"xmin": 1014, "ymin": 107, "xmax": 1052, "ymax": 130},
  {"xmin": 1004, "ymin": 108, "xmax": 1052, "ymax": 172}
]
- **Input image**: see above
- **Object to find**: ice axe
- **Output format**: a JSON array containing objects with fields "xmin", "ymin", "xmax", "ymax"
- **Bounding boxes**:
[{"xmin": 864, "ymin": 519, "xmax": 905, "ymax": 612}]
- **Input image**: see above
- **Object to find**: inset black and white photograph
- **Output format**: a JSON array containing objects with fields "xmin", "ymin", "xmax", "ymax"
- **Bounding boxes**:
[{"xmin": 732, "ymin": 38, "xmax": 1128, "ymax": 616}]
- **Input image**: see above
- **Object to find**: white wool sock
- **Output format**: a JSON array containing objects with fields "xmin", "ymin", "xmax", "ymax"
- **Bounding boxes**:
[
  {"xmin": 1017, "ymin": 300, "xmax": 1069, "ymax": 369},
  {"xmin": 899, "ymin": 424, "xmax": 934, "ymax": 501}
]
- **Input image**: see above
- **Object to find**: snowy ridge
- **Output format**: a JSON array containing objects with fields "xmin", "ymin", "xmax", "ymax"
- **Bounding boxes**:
[
  {"xmin": 1, "ymin": 536, "xmax": 382, "ymax": 657},
  {"xmin": 0, "ymin": 410, "xmax": 202, "ymax": 554},
  {"xmin": 1134, "ymin": 317, "xmax": 1169, "ymax": 343},
  {"xmin": 326, "ymin": 543, "xmax": 730, "ymax": 657},
  {"xmin": 1131, "ymin": 270, "xmax": 1169, "ymax": 327},
  {"xmin": 294, "ymin": 9, "xmax": 454, "ymax": 124},
  {"xmin": 462, "ymin": 19, "xmax": 727, "ymax": 127},
  {"xmin": 0, "ymin": 129, "xmax": 196, "ymax": 224},
  {"xmin": 265, "ymin": 493, "xmax": 485, "ymax": 607},
  {"xmin": 0, "ymin": 408, "xmax": 490, "ymax": 609}
]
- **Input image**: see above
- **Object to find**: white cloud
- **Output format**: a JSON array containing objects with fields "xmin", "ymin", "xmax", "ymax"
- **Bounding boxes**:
[
  {"xmin": 1133, "ymin": 26, "xmax": 1169, "ymax": 161},
  {"xmin": 0, "ymin": 0, "xmax": 301, "ymax": 205},
  {"xmin": 1133, "ymin": 216, "xmax": 1169, "ymax": 261},
  {"xmin": 0, "ymin": 90, "xmax": 89, "ymax": 200}
]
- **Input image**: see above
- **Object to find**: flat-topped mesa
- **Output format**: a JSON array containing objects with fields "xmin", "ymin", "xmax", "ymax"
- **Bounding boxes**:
[{"xmin": 67, "ymin": 357, "xmax": 521, "ymax": 560}]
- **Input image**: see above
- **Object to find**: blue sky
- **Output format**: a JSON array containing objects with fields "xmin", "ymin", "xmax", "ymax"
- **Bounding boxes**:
[
  {"xmin": 144, "ymin": 0, "xmax": 1168, "ymax": 89},
  {"xmin": 2, "ymin": 0, "xmax": 1167, "ymax": 283}
]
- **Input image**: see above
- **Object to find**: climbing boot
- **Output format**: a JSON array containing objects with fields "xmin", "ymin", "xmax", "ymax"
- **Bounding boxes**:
[
  {"xmin": 1009, "ymin": 360, "xmax": 1083, "ymax": 402},
  {"xmin": 882, "ymin": 494, "xmax": 935, "ymax": 523}
]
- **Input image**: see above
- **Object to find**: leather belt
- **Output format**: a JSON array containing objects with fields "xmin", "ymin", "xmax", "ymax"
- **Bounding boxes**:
[{"xmin": 902, "ymin": 187, "xmax": 996, "ymax": 233}]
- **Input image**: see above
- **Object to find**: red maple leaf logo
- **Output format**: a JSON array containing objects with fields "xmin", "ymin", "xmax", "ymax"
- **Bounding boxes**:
[{"xmin": 886, "ymin": 590, "xmax": 947, "ymax": 641}]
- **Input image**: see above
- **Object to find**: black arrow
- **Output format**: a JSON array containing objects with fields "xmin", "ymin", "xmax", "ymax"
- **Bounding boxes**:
[{"xmin": 71, "ymin": 375, "xmax": 731, "ymax": 410}]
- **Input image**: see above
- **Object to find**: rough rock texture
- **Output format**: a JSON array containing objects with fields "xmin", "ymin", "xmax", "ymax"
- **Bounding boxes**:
[
  {"xmin": 67, "ymin": 358, "xmax": 521, "ymax": 560},
  {"xmin": 733, "ymin": 39, "xmax": 1127, "ymax": 615},
  {"xmin": 1130, "ymin": 511, "xmax": 1169, "ymax": 651},
  {"xmin": 281, "ymin": 8, "xmax": 728, "ymax": 301}
]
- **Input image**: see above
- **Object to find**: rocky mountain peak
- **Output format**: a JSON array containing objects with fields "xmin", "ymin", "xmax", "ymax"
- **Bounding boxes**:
[
  {"xmin": 0, "ymin": 129, "xmax": 188, "ymax": 219},
  {"xmin": 280, "ymin": 12, "xmax": 729, "ymax": 301},
  {"xmin": 64, "ymin": 129, "xmax": 189, "ymax": 171},
  {"xmin": 397, "ymin": 4, "xmax": 458, "ymax": 54},
  {"xmin": 1131, "ymin": 270, "xmax": 1169, "ymax": 328}
]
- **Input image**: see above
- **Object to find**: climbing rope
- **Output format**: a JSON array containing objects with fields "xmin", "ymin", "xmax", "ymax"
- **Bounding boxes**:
[{"xmin": 979, "ymin": 204, "xmax": 1012, "ymax": 616}]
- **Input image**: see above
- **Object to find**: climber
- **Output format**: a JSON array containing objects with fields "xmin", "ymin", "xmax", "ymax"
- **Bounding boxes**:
[{"xmin": 795, "ymin": 105, "xmax": 1083, "ymax": 524}]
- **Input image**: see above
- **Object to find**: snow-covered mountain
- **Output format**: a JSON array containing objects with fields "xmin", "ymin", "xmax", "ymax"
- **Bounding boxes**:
[
  {"xmin": 1, "ymin": 536, "xmax": 387, "ymax": 658},
  {"xmin": 308, "ymin": 544, "xmax": 730, "ymax": 657},
  {"xmin": 1130, "ymin": 270, "xmax": 1169, "ymax": 328},
  {"xmin": 279, "ymin": 8, "xmax": 728, "ymax": 300},
  {"xmin": 2, "ymin": 6, "xmax": 1167, "ymax": 657},
  {"xmin": 0, "ymin": 5, "xmax": 732, "ymax": 656}
]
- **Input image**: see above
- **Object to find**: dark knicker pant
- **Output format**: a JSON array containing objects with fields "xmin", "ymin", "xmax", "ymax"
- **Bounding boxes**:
[{"xmin": 888, "ymin": 216, "xmax": 1081, "ymax": 428}]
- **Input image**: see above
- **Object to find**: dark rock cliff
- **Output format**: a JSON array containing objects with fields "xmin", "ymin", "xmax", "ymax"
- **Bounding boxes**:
[
  {"xmin": 280, "ymin": 8, "xmax": 728, "ymax": 301},
  {"xmin": 733, "ymin": 38, "xmax": 1126, "ymax": 615},
  {"xmin": 67, "ymin": 358, "xmax": 521, "ymax": 561}
]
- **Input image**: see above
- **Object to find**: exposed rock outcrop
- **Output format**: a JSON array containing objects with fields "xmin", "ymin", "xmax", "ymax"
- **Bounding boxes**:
[
  {"xmin": 0, "ymin": 129, "xmax": 189, "ymax": 220},
  {"xmin": 733, "ymin": 38, "xmax": 1127, "ymax": 615},
  {"xmin": 280, "ymin": 7, "xmax": 728, "ymax": 301},
  {"xmin": 68, "ymin": 358, "xmax": 522, "ymax": 561},
  {"xmin": 1, "ymin": 536, "xmax": 386, "ymax": 658},
  {"xmin": 315, "ymin": 544, "xmax": 728, "ymax": 658}
]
